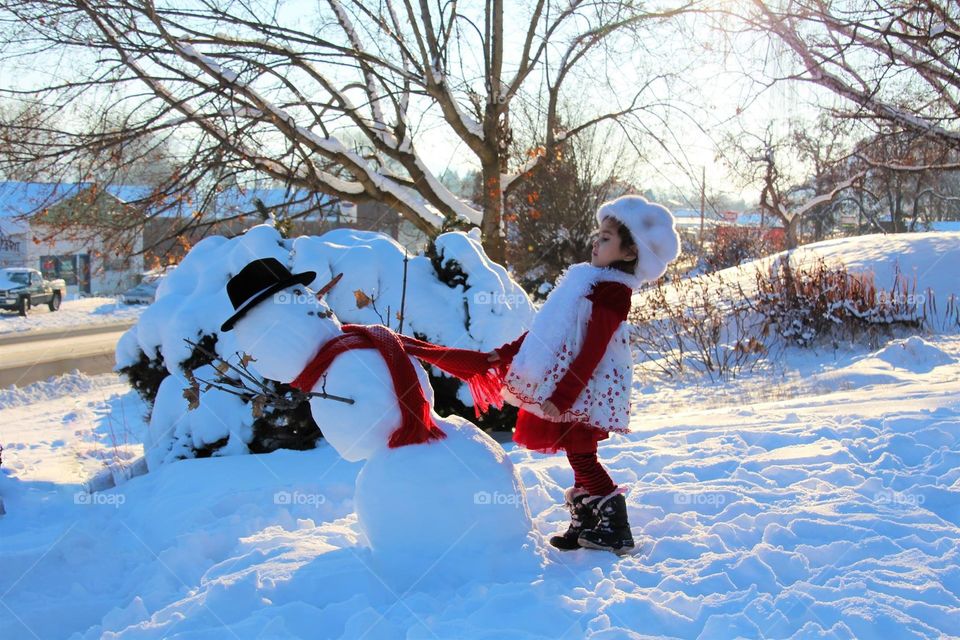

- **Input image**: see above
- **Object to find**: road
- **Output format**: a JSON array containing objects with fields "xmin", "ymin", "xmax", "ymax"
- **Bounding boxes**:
[{"xmin": 0, "ymin": 321, "xmax": 135, "ymax": 388}]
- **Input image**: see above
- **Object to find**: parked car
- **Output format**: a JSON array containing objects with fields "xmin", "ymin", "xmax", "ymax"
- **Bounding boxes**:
[
  {"xmin": 0, "ymin": 267, "xmax": 68, "ymax": 316},
  {"xmin": 120, "ymin": 269, "xmax": 167, "ymax": 305}
]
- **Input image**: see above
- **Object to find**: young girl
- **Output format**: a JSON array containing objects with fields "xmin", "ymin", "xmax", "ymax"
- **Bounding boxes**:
[{"xmin": 487, "ymin": 195, "xmax": 680, "ymax": 554}]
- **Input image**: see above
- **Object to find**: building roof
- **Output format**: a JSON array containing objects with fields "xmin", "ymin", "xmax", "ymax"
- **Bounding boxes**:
[
  {"xmin": 0, "ymin": 181, "xmax": 338, "ymax": 223},
  {"xmin": 929, "ymin": 220, "xmax": 960, "ymax": 232},
  {"xmin": 671, "ymin": 208, "xmax": 724, "ymax": 221},
  {"xmin": 0, "ymin": 181, "xmax": 87, "ymax": 218}
]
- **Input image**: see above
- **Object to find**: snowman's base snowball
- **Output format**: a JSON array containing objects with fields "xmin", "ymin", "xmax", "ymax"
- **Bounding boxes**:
[{"xmin": 355, "ymin": 414, "xmax": 537, "ymax": 588}]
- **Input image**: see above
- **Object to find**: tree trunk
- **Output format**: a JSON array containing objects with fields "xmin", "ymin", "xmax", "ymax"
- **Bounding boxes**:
[
  {"xmin": 785, "ymin": 216, "xmax": 800, "ymax": 249},
  {"xmin": 481, "ymin": 0, "xmax": 507, "ymax": 265},
  {"xmin": 892, "ymin": 178, "xmax": 904, "ymax": 232},
  {"xmin": 480, "ymin": 160, "xmax": 506, "ymax": 264}
]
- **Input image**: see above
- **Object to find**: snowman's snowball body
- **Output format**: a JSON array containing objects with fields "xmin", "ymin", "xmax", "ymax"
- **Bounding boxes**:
[
  {"xmin": 308, "ymin": 348, "xmax": 435, "ymax": 462},
  {"xmin": 355, "ymin": 413, "xmax": 534, "ymax": 585}
]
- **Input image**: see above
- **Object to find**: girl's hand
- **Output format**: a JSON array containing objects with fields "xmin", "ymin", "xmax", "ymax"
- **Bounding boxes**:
[
  {"xmin": 486, "ymin": 351, "xmax": 501, "ymax": 363},
  {"xmin": 541, "ymin": 399, "xmax": 561, "ymax": 418}
]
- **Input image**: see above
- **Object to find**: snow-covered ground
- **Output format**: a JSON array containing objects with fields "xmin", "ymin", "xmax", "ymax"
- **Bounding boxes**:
[
  {"xmin": 766, "ymin": 233, "xmax": 959, "ymax": 296},
  {"xmin": 0, "ymin": 297, "xmax": 144, "ymax": 336},
  {"xmin": 663, "ymin": 232, "xmax": 960, "ymax": 309},
  {"xmin": 1, "ymin": 332, "xmax": 959, "ymax": 639},
  {"xmin": 2, "ymin": 231, "xmax": 959, "ymax": 639}
]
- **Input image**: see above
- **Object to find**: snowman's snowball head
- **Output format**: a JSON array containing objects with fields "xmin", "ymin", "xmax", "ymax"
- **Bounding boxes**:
[
  {"xmin": 309, "ymin": 350, "xmax": 435, "ymax": 462},
  {"xmin": 232, "ymin": 285, "xmax": 341, "ymax": 383}
]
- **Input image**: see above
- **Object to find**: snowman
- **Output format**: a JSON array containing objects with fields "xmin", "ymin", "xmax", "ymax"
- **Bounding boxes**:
[{"xmin": 219, "ymin": 258, "xmax": 535, "ymax": 585}]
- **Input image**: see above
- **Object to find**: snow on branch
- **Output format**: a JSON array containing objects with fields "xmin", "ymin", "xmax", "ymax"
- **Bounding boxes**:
[
  {"xmin": 791, "ymin": 172, "xmax": 865, "ymax": 219},
  {"xmin": 756, "ymin": 2, "xmax": 960, "ymax": 150},
  {"xmin": 166, "ymin": 37, "xmax": 464, "ymax": 228},
  {"xmin": 328, "ymin": 0, "xmax": 390, "ymax": 139}
]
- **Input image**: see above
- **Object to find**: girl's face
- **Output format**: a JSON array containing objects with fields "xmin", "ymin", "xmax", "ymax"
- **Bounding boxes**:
[{"xmin": 591, "ymin": 217, "xmax": 637, "ymax": 268}]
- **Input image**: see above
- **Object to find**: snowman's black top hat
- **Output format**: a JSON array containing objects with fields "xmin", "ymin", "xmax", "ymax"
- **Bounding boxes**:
[{"xmin": 220, "ymin": 258, "xmax": 316, "ymax": 332}]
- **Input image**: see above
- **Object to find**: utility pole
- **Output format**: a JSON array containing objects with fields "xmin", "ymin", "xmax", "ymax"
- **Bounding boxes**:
[{"xmin": 699, "ymin": 166, "xmax": 706, "ymax": 258}]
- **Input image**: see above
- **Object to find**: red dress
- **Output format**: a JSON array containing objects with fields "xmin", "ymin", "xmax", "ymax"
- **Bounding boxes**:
[{"xmin": 496, "ymin": 281, "xmax": 632, "ymax": 454}]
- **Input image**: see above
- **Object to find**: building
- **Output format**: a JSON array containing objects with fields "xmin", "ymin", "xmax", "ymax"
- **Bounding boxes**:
[
  {"xmin": 669, "ymin": 208, "xmax": 723, "ymax": 243},
  {"xmin": 714, "ymin": 210, "xmax": 786, "ymax": 249},
  {"xmin": 0, "ymin": 182, "xmax": 145, "ymax": 295}
]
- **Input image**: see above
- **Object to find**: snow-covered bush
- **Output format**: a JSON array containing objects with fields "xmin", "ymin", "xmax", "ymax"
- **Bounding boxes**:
[
  {"xmin": 701, "ymin": 226, "xmax": 784, "ymax": 273},
  {"xmin": 117, "ymin": 350, "xmax": 168, "ymax": 405},
  {"xmin": 420, "ymin": 236, "xmax": 529, "ymax": 429},
  {"xmin": 116, "ymin": 224, "xmax": 533, "ymax": 470},
  {"xmin": 630, "ymin": 255, "xmax": 956, "ymax": 382},
  {"xmin": 630, "ymin": 272, "xmax": 766, "ymax": 382},
  {"xmin": 752, "ymin": 257, "xmax": 927, "ymax": 347}
]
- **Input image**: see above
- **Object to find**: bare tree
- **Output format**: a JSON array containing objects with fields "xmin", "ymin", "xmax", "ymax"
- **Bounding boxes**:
[
  {"xmin": 504, "ymin": 117, "xmax": 635, "ymax": 295},
  {"xmin": 790, "ymin": 114, "xmax": 860, "ymax": 240},
  {"xmin": 747, "ymin": 0, "xmax": 960, "ymax": 164},
  {"xmin": 0, "ymin": 0, "xmax": 693, "ymax": 262},
  {"xmin": 852, "ymin": 128, "xmax": 960, "ymax": 231},
  {"xmin": 723, "ymin": 121, "xmax": 862, "ymax": 249},
  {"xmin": 0, "ymin": 100, "xmax": 63, "ymax": 181}
]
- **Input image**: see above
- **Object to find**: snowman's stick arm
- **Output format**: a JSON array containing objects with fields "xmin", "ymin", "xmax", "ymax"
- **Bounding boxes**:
[
  {"xmin": 306, "ymin": 372, "xmax": 355, "ymax": 404},
  {"xmin": 183, "ymin": 338, "xmax": 356, "ymax": 406},
  {"xmin": 191, "ymin": 371, "xmax": 354, "ymax": 407},
  {"xmin": 184, "ymin": 337, "xmax": 284, "ymax": 398},
  {"xmin": 305, "ymin": 390, "xmax": 355, "ymax": 404},
  {"xmin": 220, "ymin": 349, "xmax": 354, "ymax": 405},
  {"xmin": 183, "ymin": 338, "xmax": 265, "ymax": 390},
  {"xmin": 189, "ymin": 374, "xmax": 256, "ymax": 400},
  {"xmin": 231, "ymin": 351, "xmax": 276, "ymax": 388}
]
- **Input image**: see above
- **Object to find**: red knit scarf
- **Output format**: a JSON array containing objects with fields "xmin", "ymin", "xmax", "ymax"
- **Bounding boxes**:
[{"xmin": 290, "ymin": 324, "xmax": 507, "ymax": 448}]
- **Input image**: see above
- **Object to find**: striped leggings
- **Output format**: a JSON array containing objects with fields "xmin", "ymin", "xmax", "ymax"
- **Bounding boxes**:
[{"xmin": 567, "ymin": 448, "xmax": 617, "ymax": 497}]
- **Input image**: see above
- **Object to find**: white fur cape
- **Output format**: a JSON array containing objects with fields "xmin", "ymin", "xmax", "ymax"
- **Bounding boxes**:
[{"xmin": 502, "ymin": 263, "xmax": 634, "ymax": 433}]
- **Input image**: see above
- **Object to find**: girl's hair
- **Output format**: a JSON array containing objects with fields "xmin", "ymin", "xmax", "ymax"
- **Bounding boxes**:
[{"xmin": 606, "ymin": 217, "xmax": 638, "ymax": 275}]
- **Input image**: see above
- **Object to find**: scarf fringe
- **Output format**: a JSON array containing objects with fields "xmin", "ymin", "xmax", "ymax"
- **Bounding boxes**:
[
  {"xmin": 388, "ymin": 400, "xmax": 446, "ymax": 448},
  {"xmin": 464, "ymin": 367, "xmax": 507, "ymax": 418},
  {"xmin": 390, "ymin": 331, "xmax": 510, "ymax": 419}
]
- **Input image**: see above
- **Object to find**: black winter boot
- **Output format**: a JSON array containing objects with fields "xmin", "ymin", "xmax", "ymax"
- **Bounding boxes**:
[
  {"xmin": 577, "ymin": 491, "xmax": 635, "ymax": 555},
  {"xmin": 549, "ymin": 487, "xmax": 600, "ymax": 550}
]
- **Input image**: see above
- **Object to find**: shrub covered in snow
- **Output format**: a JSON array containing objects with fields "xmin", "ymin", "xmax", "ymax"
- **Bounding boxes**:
[
  {"xmin": 752, "ymin": 257, "xmax": 929, "ymax": 347},
  {"xmin": 701, "ymin": 226, "xmax": 784, "ymax": 273},
  {"xmin": 631, "ymin": 251, "xmax": 959, "ymax": 382},
  {"xmin": 116, "ymin": 224, "xmax": 533, "ymax": 470},
  {"xmin": 629, "ymin": 271, "xmax": 766, "ymax": 382}
]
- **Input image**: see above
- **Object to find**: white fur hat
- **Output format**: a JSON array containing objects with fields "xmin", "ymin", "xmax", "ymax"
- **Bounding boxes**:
[{"xmin": 595, "ymin": 195, "xmax": 681, "ymax": 286}]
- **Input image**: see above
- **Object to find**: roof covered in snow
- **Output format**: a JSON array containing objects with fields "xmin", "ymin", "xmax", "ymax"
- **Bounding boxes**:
[
  {"xmin": 670, "ymin": 209, "xmax": 721, "ymax": 230},
  {"xmin": 0, "ymin": 181, "xmax": 87, "ymax": 218},
  {"xmin": 928, "ymin": 220, "xmax": 960, "ymax": 232},
  {"xmin": 671, "ymin": 208, "xmax": 724, "ymax": 221},
  {"xmin": 0, "ymin": 181, "xmax": 338, "ymax": 222},
  {"xmin": 733, "ymin": 212, "xmax": 784, "ymax": 228}
]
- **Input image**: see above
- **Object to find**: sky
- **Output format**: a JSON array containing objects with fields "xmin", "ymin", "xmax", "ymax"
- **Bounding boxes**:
[{"xmin": 0, "ymin": 1, "xmax": 832, "ymax": 210}]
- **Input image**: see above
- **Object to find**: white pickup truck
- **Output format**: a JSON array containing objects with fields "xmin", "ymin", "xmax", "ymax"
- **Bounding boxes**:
[{"xmin": 0, "ymin": 267, "xmax": 67, "ymax": 316}]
